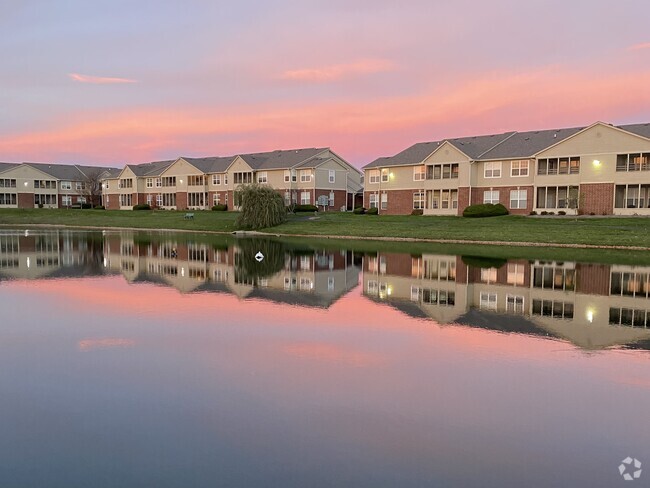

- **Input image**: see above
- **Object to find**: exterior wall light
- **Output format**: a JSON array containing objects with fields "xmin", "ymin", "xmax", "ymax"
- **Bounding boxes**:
[
  {"xmin": 389, "ymin": 172, "xmax": 395, "ymax": 179},
  {"xmin": 586, "ymin": 309, "xmax": 594, "ymax": 323},
  {"xmin": 592, "ymin": 160, "xmax": 601, "ymax": 166},
  {"xmin": 24, "ymin": 181, "xmax": 28, "ymax": 186}
]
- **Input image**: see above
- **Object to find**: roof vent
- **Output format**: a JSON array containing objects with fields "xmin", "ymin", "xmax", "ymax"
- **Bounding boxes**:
[{"xmin": 553, "ymin": 133, "xmax": 557, "ymax": 138}]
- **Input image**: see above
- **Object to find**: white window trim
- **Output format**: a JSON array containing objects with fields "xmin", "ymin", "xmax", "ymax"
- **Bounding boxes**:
[
  {"xmin": 257, "ymin": 172, "xmax": 268, "ymax": 184},
  {"xmin": 413, "ymin": 166, "xmax": 426, "ymax": 181},
  {"xmin": 484, "ymin": 161, "xmax": 502, "ymax": 179},
  {"xmin": 300, "ymin": 170, "xmax": 312, "ymax": 183},
  {"xmin": 329, "ymin": 170, "xmax": 336, "ymax": 183},
  {"xmin": 483, "ymin": 190, "xmax": 500, "ymax": 205},
  {"xmin": 511, "ymin": 160, "xmax": 529, "ymax": 177},
  {"xmin": 510, "ymin": 189, "xmax": 528, "ymax": 209},
  {"xmin": 369, "ymin": 170, "xmax": 380, "ymax": 184}
]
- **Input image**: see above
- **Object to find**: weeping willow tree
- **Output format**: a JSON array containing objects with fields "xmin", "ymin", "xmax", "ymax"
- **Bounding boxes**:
[
  {"xmin": 235, "ymin": 184, "xmax": 287, "ymax": 230},
  {"xmin": 234, "ymin": 238, "xmax": 287, "ymax": 284}
]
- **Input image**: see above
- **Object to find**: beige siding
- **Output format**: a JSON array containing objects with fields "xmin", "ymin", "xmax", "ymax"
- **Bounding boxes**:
[{"xmin": 474, "ymin": 159, "xmax": 535, "ymax": 187}]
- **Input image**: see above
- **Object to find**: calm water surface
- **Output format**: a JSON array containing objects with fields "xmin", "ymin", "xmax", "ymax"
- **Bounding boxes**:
[{"xmin": 0, "ymin": 229, "xmax": 649, "ymax": 487}]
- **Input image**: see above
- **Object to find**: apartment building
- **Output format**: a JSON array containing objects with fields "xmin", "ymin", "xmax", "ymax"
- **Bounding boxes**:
[
  {"xmin": 362, "ymin": 252, "xmax": 650, "ymax": 350},
  {"xmin": 0, "ymin": 162, "xmax": 118, "ymax": 208},
  {"xmin": 102, "ymin": 147, "xmax": 363, "ymax": 211},
  {"xmin": 363, "ymin": 121, "xmax": 650, "ymax": 215}
]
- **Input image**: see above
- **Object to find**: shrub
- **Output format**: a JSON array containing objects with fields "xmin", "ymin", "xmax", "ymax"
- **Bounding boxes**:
[
  {"xmin": 235, "ymin": 184, "xmax": 287, "ymax": 230},
  {"xmin": 558, "ymin": 211, "xmax": 566, "ymax": 216},
  {"xmin": 540, "ymin": 211, "xmax": 548, "ymax": 215},
  {"xmin": 94, "ymin": 205, "xmax": 105, "ymax": 210},
  {"xmin": 411, "ymin": 209, "xmax": 423, "ymax": 216},
  {"xmin": 548, "ymin": 211, "xmax": 555, "ymax": 215},
  {"xmin": 462, "ymin": 203, "xmax": 509, "ymax": 218},
  {"xmin": 366, "ymin": 207, "xmax": 379, "ymax": 215},
  {"xmin": 211, "ymin": 204, "xmax": 228, "ymax": 211},
  {"xmin": 590, "ymin": 212, "xmax": 596, "ymax": 216},
  {"xmin": 293, "ymin": 204, "xmax": 318, "ymax": 212},
  {"xmin": 353, "ymin": 207, "xmax": 366, "ymax": 215},
  {"xmin": 461, "ymin": 255, "xmax": 508, "ymax": 269},
  {"xmin": 529, "ymin": 211, "xmax": 537, "ymax": 216},
  {"xmin": 133, "ymin": 204, "xmax": 152, "ymax": 210},
  {"xmin": 81, "ymin": 203, "xmax": 93, "ymax": 209}
]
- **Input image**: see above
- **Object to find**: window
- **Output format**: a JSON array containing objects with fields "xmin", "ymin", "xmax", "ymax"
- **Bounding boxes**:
[
  {"xmin": 161, "ymin": 193, "xmax": 176, "ymax": 207},
  {"xmin": 381, "ymin": 169, "xmax": 389, "ymax": 182},
  {"xmin": 61, "ymin": 195, "xmax": 72, "ymax": 206},
  {"xmin": 329, "ymin": 170, "xmax": 336, "ymax": 183},
  {"xmin": 61, "ymin": 181, "xmax": 72, "ymax": 190},
  {"xmin": 284, "ymin": 171, "xmax": 291, "ymax": 183},
  {"xmin": 532, "ymin": 299, "xmax": 574, "ymax": 319},
  {"xmin": 118, "ymin": 179, "xmax": 133, "ymax": 189},
  {"xmin": 212, "ymin": 174, "xmax": 221, "ymax": 185},
  {"xmin": 483, "ymin": 190, "xmax": 500, "ymax": 204},
  {"xmin": 484, "ymin": 162, "xmax": 501, "ymax": 178},
  {"xmin": 380, "ymin": 193, "xmax": 388, "ymax": 210},
  {"xmin": 413, "ymin": 191, "xmax": 425, "ymax": 210},
  {"xmin": 155, "ymin": 178, "xmax": 162, "ymax": 188},
  {"xmin": 329, "ymin": 191, "xmax": 335, "ymax": 207},
  {"xmin": 162, "ymin": 177, "xmax": 176, "ymax": 187},
  {"xmin": 156, "ymin": 194, "xmax": 163, "ymax": 207},
  {"xmin": 617, "ymin": 153, "xmax": 650, "ymax": 172},
  {"xmin": 532, "ymin": 264, "xmax": 576, "ymax": 291},
  {"xmin": 536, "ymin": 186, "xmax": 579, "ymax": 209},
  {"xmin": 507, "ymin": 263, "xmax": 525, "ymax": 285},
  {"xmin": 414, "ymin": 166, "xmax": 426, "ymax": 181},
  {"xmin": 188, "ymin": 192, "xmax": 205, "ymax": 207},
  {"xmin": 34, "ymin": 180, "xmax": 56, "ymax": 189},
  {"xmin": 510, "ymin": 189, "xmax": 527, "ymax": 209},
  {"xmin": 119, "ymin": 194, "xmax": 133, "ymax": 207},
  {"xmin": 300, "ymin": 191, "xmax": 310, "ymax": 205},
  {"xmin": 105, "ymin": 181, "xmax": 109, "ymax": 190},
  {"xmin": 224, "ymin": 174, "xmax": 228, "ymax": 185},
  {"xmin": 615, "ymin": 184, "xmax": 650, "ymax": 209},
  {"xmin": 506, "ymin": 295, "xmax": 525, "ymax": 314},
  {"xmin": 480, "ymin": 292, "xmax": 498, "ymax": 311},
  {"xmin": 77, "ymin": 196, "xmax": 86, "ymax": 204},
  {"xmin": 76, "ymin": 182, "xmax": 85, "ymax": 190},
  {"xmin": 511, "ymin": 160, "xmax": 529, "ymax": 177},
  {"xmin": 284, "ymin": 191, "xmax": 290, "ymax": 205},
  {"xmin": 328, "ymin": 277, "xmax": 335, "ymax": 291},
  {"xmin": 480, "ymin": 267, "xmax": 497, "ymax": 283},
  {"xmin": 369, "ymin": 193, "xmax": 378, "ymax": 209},
  {"xmin": 368, "ymin": 170, "xmax": 380, "ymax": 184},
  {"xmin": 257, "ymin": 172, "xmax": 267, "ymax": 184},
  {"xmin": 188, "ymin": 175, "xmax": 205, "ymax": 186},
  {"xmin": 34, "ymin": 194, "xmax": 57, "ymax": 205},
  {"xmin": 233, "ymin": 172, "xmax": 252, "ymax": 184},
  {"xmin": 146, "ymin": 178, "xmax": 153, "ymax": 188},
  {"xmin": 537, "ymin": 157, "xmax": 580, "ymax": 175},
  {"xmin": 300, "ymin": 170, "xmax": 312, "ymax": 183},
  {"xmin": 0, "ymin": 179, "xmax": 17, "ymax": 188},
  {"xmin": 213, "ymin": 193, "xmax": 220, "ymax": 206}
]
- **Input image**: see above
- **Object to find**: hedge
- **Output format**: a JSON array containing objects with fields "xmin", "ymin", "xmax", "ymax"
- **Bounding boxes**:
[
  {"xmin": 462, "ymin": 203, "xmax": 509, "ymax": 218},
  {"xmin": 211, "ymin": 204, "xmax": 228, "ymax": 211},
  {"xmin": 353, "ymin": 207, "xmax": 366, "ymax": 215},
  {"xmin": 132, "ymin": 204, "xmax": 152, "ymax": 211},
  {"xmin": 293, "ymin": 204, "xmax": 318, "ymax": 212},
  {"xmin": 366, "ymin": 207, "xmax": 379, "ymax": 215}
]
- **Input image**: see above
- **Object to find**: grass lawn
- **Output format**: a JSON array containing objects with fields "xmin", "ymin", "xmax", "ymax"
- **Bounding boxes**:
[{"xmin": 1, "ymin": 208, "xmax": 649, "ymax": 249}]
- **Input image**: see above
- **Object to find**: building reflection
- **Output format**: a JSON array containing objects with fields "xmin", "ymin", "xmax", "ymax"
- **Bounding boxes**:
[
  {"xmin": 3, "ymin": 230, "xmax": 650, "ymax": 350},
  {"xmin": 363, "ymin": 252, "xmax": 650, "ymax": 350}
]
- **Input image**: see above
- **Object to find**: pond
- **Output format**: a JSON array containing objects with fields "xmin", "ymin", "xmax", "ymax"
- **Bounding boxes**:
[{"xmin": 0, "ymin": 229, "xmax": 649, "ymax": 487}]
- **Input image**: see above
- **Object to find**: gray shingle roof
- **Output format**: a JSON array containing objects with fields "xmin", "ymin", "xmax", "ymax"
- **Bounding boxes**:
[
  {"xmin": 181, "ymin": 156, "xmax": 235, "ymax": 173},
  {"xmin": 618, "ymin": 123, "xmax": 650, "ymax": 140},
  {"xmin": 0, "ymin": 162, "xmax": 19, "ymax": 174},
  {"xmin": 127, "ymin": 160, "xmax": 174, "ymax": 177},
  {"xmin": 239, "ymin": 148, "xmax": 328, "ymax": 170},
  {"xmin": 24, "ymin": 162, "xmax": 119, "ymax": 180},
  {"xmin": 478, "ymin": 126, "xmax": 585, "ymax": 160}
]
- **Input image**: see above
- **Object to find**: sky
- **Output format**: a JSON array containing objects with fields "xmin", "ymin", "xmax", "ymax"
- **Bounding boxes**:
[{"xmin": 1, "ymin": 0, "xmax": 650, "ymax": 168}]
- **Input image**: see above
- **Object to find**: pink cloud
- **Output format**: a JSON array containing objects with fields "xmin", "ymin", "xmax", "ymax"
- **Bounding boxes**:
[
  {"xmin": 626, "ymin": 42, "xmax": 650, "ymax": 51},
  {"xmin": 279, "ymin": 58, "xmax": 396, "ymax": 82},
  {"xmin": 78, "ymin": 337, "xmax": 136, "ymax": 351},
  {"xmin": 69, "ymin": 73, "xmax": 138, "ymax": 84}
]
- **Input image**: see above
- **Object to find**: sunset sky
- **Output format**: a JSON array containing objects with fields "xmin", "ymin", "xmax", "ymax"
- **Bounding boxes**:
[{"xmin": 2, "ymin": 0, "xmax": 650, "ymax": 167}]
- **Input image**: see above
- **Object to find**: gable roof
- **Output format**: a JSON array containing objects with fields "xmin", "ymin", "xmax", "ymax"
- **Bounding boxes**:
[
  {"xmin": 0, "ymin": 162, "xmax": 19, "ymax": 174},
  {"xmin": 127, "ymin": 159, "xmax": 175, "ymax": 177},
  {"xmin": 19, "ymin": 162, "xmax": 120, "ymax": 180},
  {"xmin": 179, "ymin": 156, "xmax": 235, "ymax": 174},
  {"xmin": 239, "ymin": 147, "xmax": 328, "ymax": 170},
  {"xmin": 363, "ymin": 121, "xmax": 650, "ymax": 169}
]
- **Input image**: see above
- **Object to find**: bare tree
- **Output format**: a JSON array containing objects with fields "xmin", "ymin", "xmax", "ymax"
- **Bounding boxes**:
[{"xmin": 81, "ymin": 169, "xmax": 105, "ymax": 207}]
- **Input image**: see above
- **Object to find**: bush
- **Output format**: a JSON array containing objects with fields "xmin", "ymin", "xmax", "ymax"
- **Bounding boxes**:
[
  {"xmin": 461, "ymin": 255, "xmax": 508, "ymax": 269},
  {"xmin": 133, "ymin": 204, "xmax": 151, "ymax": 211},
  {"xmin": 293, "ymin": 204, "xmax": 318, "ymax": 212},
  {"xmin": 94, "ymin": 205, "xmax": 105, "ymax": 210},
  {"xmin": 558, "ymin": 211, "xmax": 566, "ymax": 216},
  {"xmin": 211, "ymin": 204, "xmax": 228, "ymax": 211},
  {"xmin": 353, "ymin": 206, "xmax": 366, "ymax": 215},
  {"xmin": 529, "ymin": 211, "xmax": 537, "ymax": 216},
  {"xmin": 411, "ymin": 209, "xmax": 423, "ymax": 216},
  {"xmin": 548, "ymin": 211, "xmax": 555, "ymax": 215},
  {"xmin": 81, "ymin": 203, "xmax": 93, "ymax": 209},
  {"xmin": 462, "ymin": 203, "xmax": 509, "ymax": 218},
  {"xmin": 235, "ymin": 184, "xmax": 287, "ymax": 230},
  {"xmin": 366, "ymin": 207, "xmax": 379, "ymax": 215},
  {"xmin": 540, "ymin": 211, "xmax": 548, "ymax": 215}
]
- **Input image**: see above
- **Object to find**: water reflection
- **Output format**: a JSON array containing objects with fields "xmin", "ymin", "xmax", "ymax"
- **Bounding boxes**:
[{"xmin": 1, "ymin": 229, "xmax": 650, "ymax": 351}]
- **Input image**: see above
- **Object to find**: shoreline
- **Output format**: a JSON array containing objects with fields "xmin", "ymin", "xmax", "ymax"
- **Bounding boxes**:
[{"xmin": 3, "ymin": 222, "xmax": 650, "ymax": 252}]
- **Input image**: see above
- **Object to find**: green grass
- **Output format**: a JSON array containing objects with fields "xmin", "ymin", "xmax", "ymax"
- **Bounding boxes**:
[{"xmin": 1, "ymin": 208, "xmax": 650, "ymax": 249}]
